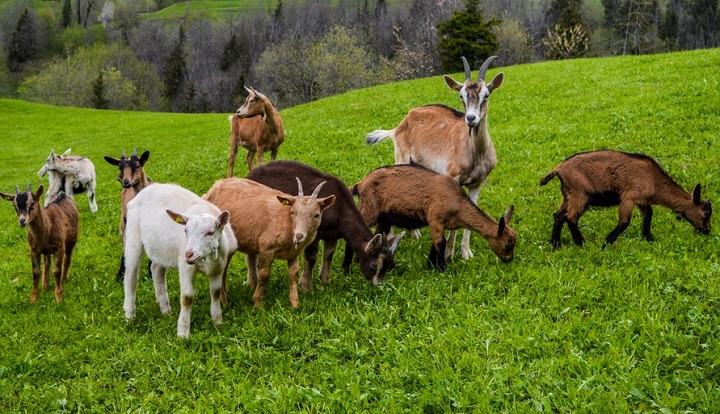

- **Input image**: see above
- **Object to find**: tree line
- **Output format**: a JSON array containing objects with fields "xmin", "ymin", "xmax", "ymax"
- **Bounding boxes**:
[{"xmin": 1, "ymin": 0, "xmax": 718, "ymax": 112}]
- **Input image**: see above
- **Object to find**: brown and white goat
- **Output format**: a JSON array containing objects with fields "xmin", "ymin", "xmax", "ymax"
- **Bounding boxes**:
[
  {"xmin": 1, "ymin": 184, "xmax": 79, "ymax": 303},
  {"xmin": 247, "ymin": 160, "xmax": 404, "ymax": 288},
  {"xmin": 227, "ymin": 86, "xmax": 285, "ymax": 177},
  {"xmin": 366, "ymin": 56, "xmax": 504, "ymax": 261},
  {"xmin": 104, "ymin": 149, "xmax": 152, "ymax": 281},
  {"xmin": 203, "ymin": 178, "xmax": 335, "ymax": 308},
  {"xmin": 38, "ymin": 149, "xmax": 98, "ymax": 213},
  {"xmin": 352, "ymin": 164, "xmax": 516, "ymax": 272},
  {"xmin": 540, "ymin": 150, "xmax": 712, "ymax": 248}
]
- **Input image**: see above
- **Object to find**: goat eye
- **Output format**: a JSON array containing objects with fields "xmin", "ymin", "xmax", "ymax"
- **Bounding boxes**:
[
  {"xmin": 205, "ymin": 232, "xmax": 214, "ymax": 237},
  {"xmin": 314, "ymin": 214, "xmax": 320, "ymax": 218}
]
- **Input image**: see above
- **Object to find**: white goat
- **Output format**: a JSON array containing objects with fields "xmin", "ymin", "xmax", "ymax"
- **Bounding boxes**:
[
  {"xmin": 38, "ymin": 149, "xmax": 98, "ymax": 213},
  {"xmin": 123, "ymin": 183, "xmax": 237, "ymax": 339},
  {"xmin": 366, "ymin": 56, "xmax": 503, "ymax": 260}
]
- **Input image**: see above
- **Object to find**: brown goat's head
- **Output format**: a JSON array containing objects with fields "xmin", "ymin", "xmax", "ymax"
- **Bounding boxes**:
[
  {"xmin": 676, "ymin": 184, "xmax": 712, "ymax": 234},
  {"xmin": 104, "ymin": 149, "xmax": 150, "ymax": 189},
  {"xmin": 277, "ymin": 178, "xmax": 336, "ymax": 247},
  {"xmin": 485, "ymin": 205, "xmax": 517, "ymax": 263},
  {"xmin": 0, "ymin": 184, "xmax": 44, "ymax": 227},
  {"xmin": 235, "ymin": 86, "xmax": 270, "ymax": 120},
  {"xmin": 443, "ymin": 56, "xmax": 504, "ymax": 128},
  {"xmin": 359, "ymin": 232, "xmax": 405, "ymax": 286}
]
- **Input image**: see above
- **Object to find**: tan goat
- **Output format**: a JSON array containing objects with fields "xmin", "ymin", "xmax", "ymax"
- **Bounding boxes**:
[
  {"xmin": 366, "ymin": 56, "xmax": 504, "ymax": 261},
  {"xmin": 1, "ymin": 184, "xmax": 79, "ymax": 303},
  {"xmin": 227, "ymin": 87, "xmax": 285, "ymax": 177},
  {"xmin": 203, "ymin": 178, "xmax": 335, "ymax": 308}
]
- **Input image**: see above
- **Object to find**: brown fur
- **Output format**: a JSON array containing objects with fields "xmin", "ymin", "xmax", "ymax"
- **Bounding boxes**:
[
  {"xmin": 203, "ymin": 178, "xmax": 334, "ymax": 308},
  {"xmin": 540, "ymin": 150, "xmax": 712, "ymax": 248},
  {"xmin": 227, "ymin": 87, "xmax": 285, "ymax": 177},
  {"xmin": 353, "ymin": 165, "xmax": 516, "ymax": 271},
  {"xmin": 1, "ymin": 185, "xmax": 79, "ymax": 303}
]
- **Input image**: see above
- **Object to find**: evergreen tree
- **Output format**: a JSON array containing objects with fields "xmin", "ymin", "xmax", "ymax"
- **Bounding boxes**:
[
  {"xmin": 163, "ymin": 26, "xmax": 187, "ymax": 108},
  {"xmin": 91, "ymin": 70, "xmax": 109, "ymax": 109},
  {"xmin": 436, "ymin": 0, "xmax": 498, "ymax": 73},
  {"xmin": 62, "ymin": 0, "xmax": 72, "ymax": 28},
  {"xmin": 7, "ymin": 10, "xmax": 37, "ymax": 72},
  {"xmin": 689, "ymin": 0, "xmax": 719, "ymax": 47}
]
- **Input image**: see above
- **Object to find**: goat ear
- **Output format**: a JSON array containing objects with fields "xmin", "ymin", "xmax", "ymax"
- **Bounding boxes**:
[
  {"xmin": 35, "ymin": 185, "xmax": 44, "ymax": 198},
  {"xmin": 692, "ymin": 184, "xmax": 702, "ymax": 204},
  {"xmin": 318, "ymin": 195, "xmax": 336, "ymax": 211},
  {"xmin": 487, "ymin": 72, "xmax": 504, "ymax": 92},
  {"xmin": 443, "ymin": 75, "xmax": 463, "ymax": 92},
  {"xmin": 365, "ymin": 234, "xmax": 383, "ymax": 254},
  {"xmin": 216, "ymin": 210, "xmax": 230, "ymax": 227},
  {"xmin": 388, "ymin": 231, "xmax": 405, "ymax": 255},
  {"xmin": 0, "ymin": 192, "xmax": 14, "ymax": 202},
  {"xmin": 139, "ymin": 151, "xmax": 150, "ymax": 165},
  {"xmin": 497, "ymin": 217, "xmax": 506, "ymax": 237},
  {"xmin": 61, "ymin": 149, "xmax": 71, "ymax": 157},
  {"xmin": 104, "ymin": 156, "xmax": 120, "ymax": 166},
  {"xmin": 504, "ymin": 205, "xmax": 515, "ymax": 224},
  {"xmin": 166, "ymin": 209, "xmax": 188, "ymax": 225},
  {"xmin": 277, "ymin": 195, "xmax": 295, "ymax": 206}
]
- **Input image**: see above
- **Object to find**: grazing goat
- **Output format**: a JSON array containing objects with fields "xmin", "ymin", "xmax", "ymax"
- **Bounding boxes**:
[
  {"xmin": 104, "ymin": 149, "xmax": 152, "ymax": 281},
  {"xmin": 540, "ymin": 150, "xmax": 712, "ymax": 248},
  {"xmin": 1, "ymin": 184, "xmax": 79, "ymax": 303},
  {"xmin": 203, "ymin": 178, "xmax": 335, "ymax": 308},
  {"xmin": 123, "ymin": 183, "xmax": 237, "ymax": 339},
  {"xmin": 38, "ymin": 149, "xmax": 98, "ymax": 213},
  {"xmin": 352, "ymin": 164, "xmax": 516, "ymax": 271},
  {"xmin": 227, "ymin": 86, "xmax": 285, "ymax": 176},
  {"xmin": 247, "ymin": 160, "xmax": 404, "ymax": 288},
  {"xmin": 366, "ymin": 56, "xmax": 503, "ymax": 261}
]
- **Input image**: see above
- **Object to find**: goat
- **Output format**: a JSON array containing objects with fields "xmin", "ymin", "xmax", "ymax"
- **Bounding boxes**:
[
  {"xmin": 104, "ymin": 149, "xmax": 152, "ymax": 281},
  {"xmin": 123, "ymin": 183, "xmax": 237, "ymax": 339},
  {"xmin": 1, "ymin": 184, "xmax": 79, "ymax": 303},
  {"xmin": 38, "ymin": 149, "xmax": 98, "ymax": 213},
  {"xmin": 247, "ymin": 160, "xmax": 404, "ymax": 288},
  {"xmin": 366, "ymin": 56, "xmax": 503, "ymax": 261},
  {"xmin": 227, "ymin": 86, "xmax": 285, "ymax": 177},
  {"xmin": 203, "ymin": 178, "xmax": 335, "ymax": 308},
  {"xmin": 352, "ymin": 164, "xmax": 516, "ymax": 271},
  {"xmin": 540, "ymin": 149, "xmax": 712, "ymax": 248}
]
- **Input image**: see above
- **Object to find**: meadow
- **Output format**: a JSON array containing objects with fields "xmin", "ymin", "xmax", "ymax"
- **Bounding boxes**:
[{"xmin": 0, "ymin": 48, "xmax": 719, "ymax": 412}]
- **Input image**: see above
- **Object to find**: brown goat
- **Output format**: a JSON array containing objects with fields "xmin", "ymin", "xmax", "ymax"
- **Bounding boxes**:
[
  {"xmin": 247, "ymin": 160, "xmax": 404, "ymax": 288},
  {"xmin": 366, "ymin": 56, "xmax": 504, "ymax": 261},
  {"xmin": 1, "ymin": 184, "xmax": 79, "ymax": 303},
  {"xmin": 104, "ymin": 149, "xmax": 152, "ymax": 281},
  {"xmin": 227, "ymin": 87, "xmax": 285, "ymax": 177},
  {"xmin": 540, "ymin": 150, "xmax": 712, "ymax": 248},
  {"xmin": 353, "ymin": 164, "xmax": 516, "ymax": 272},
  {"xmin": 203, "ymin": 178, "xmax": 335, "ymax": 308}
]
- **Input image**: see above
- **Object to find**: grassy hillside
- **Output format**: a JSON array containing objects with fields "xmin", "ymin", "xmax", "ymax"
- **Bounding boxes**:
[
  {"xmin": 1, "ymin": 48, "xmax": 719, "ymax": 411},
  {"xmin": 141, "ymin": 0, "xmax": 271, "ymax": 20}
]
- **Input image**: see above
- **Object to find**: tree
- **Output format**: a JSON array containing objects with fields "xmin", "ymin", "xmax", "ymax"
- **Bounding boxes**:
[
  {"xmin": 7, "ymin": 9, "xmax": 36, "ymax": 72},
  {"xmin": 163, "ymin": 26, "xmax": 187, "ymax": 109},
  {"xmin": 436, "ymin": 0, "xmax": 499, "ymax": 73},
  {"xmin": 602, "ymin": 0, "xmax": 661, "ymax": 54},
  {"xmin": 62, "ymin": 0, "xmax": 72, "ymax": 28},
  {"xmin": 91, "ymin": 70, "xmax": 109, "ymax": 109}
]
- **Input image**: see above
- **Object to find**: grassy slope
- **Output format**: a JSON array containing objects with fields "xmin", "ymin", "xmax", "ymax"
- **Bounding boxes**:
[
  {"xmin": 141, "ymin": 0, "xmax": 275, "ymax": 20},
  {"xmin": 0, "ymin": 49, "xmax": 719, "ymax": 412}
]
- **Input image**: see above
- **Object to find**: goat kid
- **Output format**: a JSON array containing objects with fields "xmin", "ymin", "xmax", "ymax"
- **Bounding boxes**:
[
  {"xmin": 38, "ymin": 149, "xmax": 98, "ymax": 213},
  {"xmin": 353, "ymin": 164, "xmax": 516, "ymax": 271},
  {"xmin": 104, "ymin": 149, "xmax": 152, "ymax": 281},
  {"xmin": 227, "ymin": 86, "xmax": 285, "ymax": 176},
  {"xmin": 123, "ymin": 183, "xmax": 237, "ymax": 339},
  {"xmin": 247, "ymin": 160, "xmax": 403, "ymax": 289},
  {"xmin": 541, "ymin": 149, "xmax": 712, "ymax": 248},
  {"xmin": 1, "ymin": 184, "xmax": 79, "ymax": 303},
  {"xmin": 366, "ymin": 56, "xmax": 503, "ymax": 261},
  {"xmin": 203, "ymin": 178, "xmax": 335, "ymax": 308}
]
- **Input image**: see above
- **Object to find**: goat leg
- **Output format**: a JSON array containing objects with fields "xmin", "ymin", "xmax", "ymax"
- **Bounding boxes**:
[
  {"xmin": 30, "ymin": 252, "xmax": 41, "ymax": 303},
  {"xmin": 341, "ymin": 243, "xmax": 354, "ymax": 275},
  {"xmin": 300, "ymin": 239, "xmax": 320, "ymax": 292},
  {"xmin": 551, "ymin": 210, "xmax": 566, "ymax": 249},
  {"xmin": 288, "ymin": 257, "xmax": 300, "ymax": 309},
  {"xmin": 639, "ymin": 205, "xmax": 654, "ymax": 242},
  {"xmin": 42, "ymin": 254, "xmax": 51, "ymax": 290},
  {"xmin": 52, "ymin": 250, "xmax": 64, "ymax": 303},
  {"xmin": 605, "ymin": 201, "xmax": 634, "ymax": 246},
  {"xmin": 319, "ymin": 239, "xmax": 337, "ymax": 286}
]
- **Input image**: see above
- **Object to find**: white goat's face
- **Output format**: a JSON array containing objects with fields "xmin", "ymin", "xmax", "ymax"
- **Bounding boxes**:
[
  {"xmin": 235, "ymin": 87, "xmax": 267, "ymax": 119},
  {"xmin": 167, "ymin": 210, "xmax": 230, "ymax": 265}
]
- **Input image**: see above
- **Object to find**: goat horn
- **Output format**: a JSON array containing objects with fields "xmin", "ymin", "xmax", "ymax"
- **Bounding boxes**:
[
  {"xmin": 121, "ymin": 149, "xmax": 127, "ymax": 158},
  {"xmin": 296, "ymin": 177, "xmax": 304, "ymax": 198},
  {"xmin": 25, "ymin": 183, "xmax": 32, "ymax": 193},
  {"xmin": 131, "ymin": 148, "xmax": 138, "ymax": 157},
  {"xmin": 462, "ymin": 56, "xmax": 471, "ymax": 82},
  {"xmin": 310, "ymin": 181, "xmax": 327, "ymax": 200},
  {"xmin": 478, "ymin": 56, "xmax": 498, "ymax": 82},
  {"xmin": 15, "ymin": 184, "xmax": 20, "ymax": 194}
]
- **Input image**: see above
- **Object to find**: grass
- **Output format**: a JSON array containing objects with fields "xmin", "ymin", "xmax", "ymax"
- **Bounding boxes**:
[
  {"xmin": 140, "ymin": 0, "xmax": 276, "ymax": 20},
  {"xmin": 1, "ymin": 48, "xmax": 720, "ymax": 411}
]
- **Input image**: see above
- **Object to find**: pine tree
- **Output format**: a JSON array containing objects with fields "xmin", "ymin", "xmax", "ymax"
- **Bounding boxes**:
[
  {"xmin": 436, "ymin": 0, "xmax": 499, "ymax": 73},
  {"xmin": 91, "ymin": 70, "xmax": 109, "ymax": 109},
  {"xmin": 7, "ymin": 10, "xmax": 37, "ymax": 72},
  {"xmin": 62, "ymin": 0, "xmax": 72, "ymax": 28},
  {"xmin": 163, "ymin": 26, "xmax": 187, "ymax": 108}
]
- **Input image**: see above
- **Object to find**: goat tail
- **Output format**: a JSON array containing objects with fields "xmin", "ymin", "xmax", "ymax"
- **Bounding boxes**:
[
  {"xmin": 539, "ymin": 171, "xmax": 557, "ymax": 186},
  {"xmin": 365, "ymin": 129, "xmax": 394, "ymax": 145}
]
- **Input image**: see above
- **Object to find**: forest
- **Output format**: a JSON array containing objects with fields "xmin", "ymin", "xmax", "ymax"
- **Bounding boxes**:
[{"xmin": 1, "ymin": 0, "xmax": 719, "ymax": 112}]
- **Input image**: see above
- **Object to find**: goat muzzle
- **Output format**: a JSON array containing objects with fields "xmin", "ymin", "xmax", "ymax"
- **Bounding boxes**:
[{"xmin": 185, "ymin": 250, "xmax": 200, "ymax": 264}]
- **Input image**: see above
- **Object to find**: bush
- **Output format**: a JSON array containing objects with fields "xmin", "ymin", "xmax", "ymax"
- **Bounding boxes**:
[{"xmin": 493, "ymin": 18, "xmax": 535, "ymax": 65}]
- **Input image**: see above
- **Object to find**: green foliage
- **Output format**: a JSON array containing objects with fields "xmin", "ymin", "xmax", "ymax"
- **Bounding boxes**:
[
  {"xmin": 163, "ymin": 26, "xmax": 187, "ymax": 109},
  {"xmin": 544, "ymin": 0, "xmax": 589, "ymax": 59},
  {"xmin": 1, "ymin": 49, "xmax": 720, "ymax": 411},
  {"xmin": 55, "ymin": 24, "xmax": 108, "ymax": 53},
  {"xmin": 62, "ymin": 0, "xmax": 71, "ymax": 28},
  {"xmin": 436, "ymin": 0, "xmax": 499, "ymax": 73},
  {"xmin": 7, "ymin": 9, "xmax": 37, "ymax": 72},
  {"xmin": 91, "ymin": 69, "xmax": 109, "ymax": 109}
]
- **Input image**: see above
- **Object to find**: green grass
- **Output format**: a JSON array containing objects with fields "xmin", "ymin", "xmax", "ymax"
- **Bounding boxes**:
[
  {"xmin": 1, "ymin": 48, "xmax": 719, "ymax": 412},
  {"xmin": 140, "ymin": 0, "xmax": 275, "ymax": 20}
]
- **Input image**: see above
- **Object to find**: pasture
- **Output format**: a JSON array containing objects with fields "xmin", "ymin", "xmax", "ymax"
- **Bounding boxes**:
[{"xmin": 1, "ymin": 48, "xmax": 719, "ymax": 411}]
